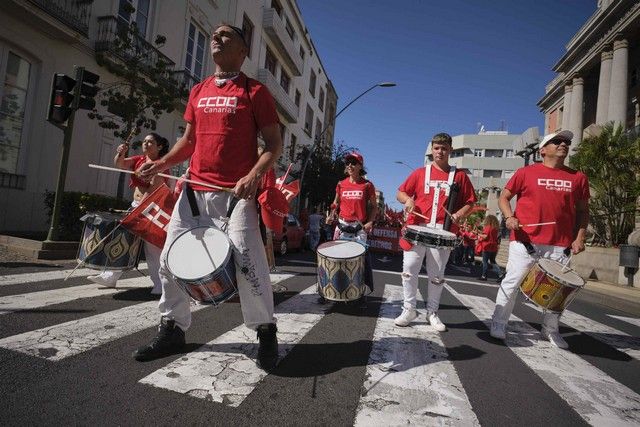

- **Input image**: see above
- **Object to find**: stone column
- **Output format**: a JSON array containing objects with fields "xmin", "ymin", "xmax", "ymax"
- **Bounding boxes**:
[
  {"xmin": 607, "ymin": 37, "xmax": 628, "ymax": 128},
  {"xmin": 569, "ymin": 76, "xmax": 584, "ymax": 145},
  {"xmin": 595, "ymin": 49, "xmax": 612, "ymax": 124},
  {"xmin": 561, "ymin": 83, "xmax": 572, "ymax": 130}
]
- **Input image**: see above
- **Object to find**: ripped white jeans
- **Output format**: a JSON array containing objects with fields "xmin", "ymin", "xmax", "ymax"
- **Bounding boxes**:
[{"xmin": 401, "ymin": 244, "xmax": 451, "ymax": 313}]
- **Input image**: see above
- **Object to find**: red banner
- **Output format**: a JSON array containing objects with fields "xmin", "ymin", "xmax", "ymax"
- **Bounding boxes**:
[
  {"xmin": 120, "ymin": 184, "xmax": 176, "ymax": 248},
  {"xmin": 278, "ymin": 179, "xmax": 300, "ymax": 203},
  {"xmin": 367, "ymin": 226, "xmax": 402, "ymax": 253}
]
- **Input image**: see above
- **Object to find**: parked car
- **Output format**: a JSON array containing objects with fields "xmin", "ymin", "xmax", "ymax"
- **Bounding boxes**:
[{"xmin": 272, "ymin": 213, "xmax": 306, "ymax": 255}]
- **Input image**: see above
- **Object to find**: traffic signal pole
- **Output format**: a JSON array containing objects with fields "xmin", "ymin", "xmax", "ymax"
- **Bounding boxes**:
[{"xmin": 45, "ymin": 66, "xmax": 83, "ymax": 242}]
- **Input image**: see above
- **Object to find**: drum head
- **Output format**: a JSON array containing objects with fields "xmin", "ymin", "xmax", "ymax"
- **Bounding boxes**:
[
  {"xmin": 317, "ymin": 240, "xmax": 366, "ymax": 258},
  {"xmin": 538, "ymin": 258, "xmax": 584, "ymax": 287},
  {"xmin": 82, "ymin": 211, "xmax": 122, "ymax": 225},
  {"xmin": 167, "ymin": 226, "xmax": 232, "ymax": 280},
  {"xmin": 407, "ymin": 225, "xmax": 455, "ymax": 238}
]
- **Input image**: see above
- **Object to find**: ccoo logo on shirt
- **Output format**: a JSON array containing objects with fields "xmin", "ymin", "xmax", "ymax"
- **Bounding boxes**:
[
  {"xmin": 537, "ymin": 178, "xmax": 572, "ymax": 192},
  {"xmin": 342, "ymin": 190, "xmax": 364, "ymax": 200},
  {"xmin": 196, "ymin": 96, "xmax": 238, "ymax": 114}
]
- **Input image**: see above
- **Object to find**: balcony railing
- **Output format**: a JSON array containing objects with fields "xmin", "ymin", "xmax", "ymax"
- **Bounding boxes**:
[
  {"xmin": 95, "ymin": 16, "xmax": 175, "ymax": 72},
  {"xmin": 29, "ymin": 0, "xmax": 93, "ymax": 36},
  {"xmin": 257, "ymin": 69, "xmax": 298, "ymax": 123},
  {"xmin": 171, "ymin": 69, "xmax": 200, "ymax": 100},
  {"xmin": 262, "ymin": 8, "xmax": 303, "ymax": 76}
]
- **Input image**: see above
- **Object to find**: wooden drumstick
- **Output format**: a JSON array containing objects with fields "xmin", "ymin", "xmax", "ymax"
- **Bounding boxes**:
[
  {"xmin": 88, "ymin": 164, "xmax": 234, "ymax": 193},
  {"xmin": 519, "ymin": 221, "xmax": 556, "ymax": 227}
]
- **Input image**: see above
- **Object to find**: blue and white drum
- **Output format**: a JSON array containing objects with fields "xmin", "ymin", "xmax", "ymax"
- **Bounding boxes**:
[
  {"xmin": 316, "ymin": 240, "xmax": 366, "ymax": 302},
  {"xmin": 78, "ymin": 211, "xmax": 142, "ymax": 270},
  {"xmin": 165, "ymin": 226, "xmax": 237, "ymax": 305}
]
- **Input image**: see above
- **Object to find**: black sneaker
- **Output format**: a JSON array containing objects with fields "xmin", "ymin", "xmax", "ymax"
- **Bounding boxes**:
[
  {"xmin": 132, "ymin": 317, "xmax": 185, "ymax": 361},
  {"xmin": 256, "ymin": 323, "xmax": 278, "ymax": 371}
]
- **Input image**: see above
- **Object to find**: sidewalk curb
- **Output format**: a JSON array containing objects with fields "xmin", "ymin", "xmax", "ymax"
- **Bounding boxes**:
[{"xmin": 577, "ymin": 287, "xmax": 640, "ymax": 316}]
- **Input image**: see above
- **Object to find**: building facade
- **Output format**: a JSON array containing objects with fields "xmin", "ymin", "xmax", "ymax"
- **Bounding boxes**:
[
  {"xmin": 0, "ymin": 0, "xmax": 337, "ymax": 234},
  {"xmin": 538, "ymin": 0, "xmax": 640, "ymax": 148}
]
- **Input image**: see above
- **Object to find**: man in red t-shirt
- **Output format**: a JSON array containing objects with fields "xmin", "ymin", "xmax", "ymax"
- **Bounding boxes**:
[
  {"xmin": 394, "ymin": 133, "xmax": 476, "ymax": 331},
  {"xmin": 490, "ymin": 130, "xmax": 589, "ymax": 349},
  {"xmin": 134, "ymin": 23, "xmax": 282, "ymax": 370}
]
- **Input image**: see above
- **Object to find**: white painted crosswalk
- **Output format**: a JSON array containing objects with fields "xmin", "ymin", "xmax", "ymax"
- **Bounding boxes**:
[
  {"xmin": 354, "ymin": 284, "xmax": 479, "ymax": 426},
  {"xmin": 0, "ymin": 264, "xmax": 639, "ymax": 424},
  {"xmin": 0, "ymin": 262, "xmax": 149, "ymax": 286},
  {"xmin": 446, "ymin": 285, "xmax": 640, "ymax": 426}
]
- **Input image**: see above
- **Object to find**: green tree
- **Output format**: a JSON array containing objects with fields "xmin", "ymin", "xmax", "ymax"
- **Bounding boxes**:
[
  {"xmin": 88, "ymin": 5, "xmax": 184, "ymax": 198},
  {"xmin": 569, "ymin": 123, "xmax": 640, "ymax": 246}
]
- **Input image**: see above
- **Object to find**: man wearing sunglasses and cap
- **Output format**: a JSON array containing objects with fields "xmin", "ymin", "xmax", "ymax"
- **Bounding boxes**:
[
  {"xmin": 136, "ymin": 23, "xmax": 282, "ymax": 370},
  {"xmin": 490, "ymin": 130, "xmax": 590, "ymax": 349}
]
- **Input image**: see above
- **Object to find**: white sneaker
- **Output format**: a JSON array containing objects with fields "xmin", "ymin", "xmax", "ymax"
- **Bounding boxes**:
[
  {"xmin": 87, "ymin": 274, "xmax": 117, "ymax": 288},
  {"xmin": 427, "ymin": 312, "xmax": 446, "ymax": 332},
  {"xmin": 394, "ymin": 308, "xmax": 417, "ymax": 327},
  {"xmin": 542, "ymin": 328, "xmax": 568, "ymax": 349},
  {"xmin": 490, "ymin": 321, "xmax": 507, "ymax": 340}
]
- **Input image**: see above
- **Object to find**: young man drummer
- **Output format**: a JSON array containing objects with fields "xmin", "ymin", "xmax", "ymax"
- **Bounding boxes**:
[
  {"xmin": 395, "ymin": 133, "xmax": 476, "ymax": 330},
  {"xmin": 490, "ymin": 130, "xmax": 589, "ymax": 349},
  {"xmin": 135, "ymin": 23, "xmax": 282, "ymax": 370}
]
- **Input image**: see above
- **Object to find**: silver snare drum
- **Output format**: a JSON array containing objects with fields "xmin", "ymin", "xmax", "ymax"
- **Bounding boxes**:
[{"xmin": 402, "ymin": 225, "xmax": 459, "ymax": 249}]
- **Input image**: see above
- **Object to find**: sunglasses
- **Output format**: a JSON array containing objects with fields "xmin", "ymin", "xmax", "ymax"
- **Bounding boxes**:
[
  {"xmin": 548, "ymin": 139, "xmax": 571, "ymax": 146},
  {"xmin": 345, "ymin": 160, "xmax": 360, "ymax": 166}
]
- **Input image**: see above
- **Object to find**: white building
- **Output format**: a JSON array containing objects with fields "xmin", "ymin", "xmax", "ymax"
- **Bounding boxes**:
[{"xmin": 0, "ymin": 0, "xmax": 337, "ymax": 235}]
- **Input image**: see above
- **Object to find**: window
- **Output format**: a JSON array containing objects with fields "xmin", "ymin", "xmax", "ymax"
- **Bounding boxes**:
[
  {"xmin": 242, "ymin": 14, "xmax": 254, "ymax": 58},
  {"xmin": 309, "ymin": 70, "xmax": 316, "ymax": 97},
  {"xmin": 265, "ymin": 47, "xmax": 277, "ymax": 77},
  {"xmin": 272, "ymin": 0, "xmax": 283, "ymax": 16},
  {"xmin": 485, "ymin": 149, "xmax": 503, "ymax": 158},
  {"xmin": 318, "ymin": 87, "xmax": 325, "ymax": 111},
  {"xmin": 294, "ymin": 89, "xmax": 301, "ymax": 107},
  {"xmin": 315, "ymin": 118, "xmax": 322, "ymax": 140},
  {"xmin": 184, "ymin": 22, "xmax": 206, "ymax": 80},
  {"xmin": 118, "ymin": 0, "xmax": 150, "ymax": 37},
  {"xmin": 504, "ymin": 170, "xmax": 514, "ymax": 179},
  {"xmin": 0, "ymin": 50, "xmax": 31, "ymax": 175},
  {"xmin": 483, "ymin": 170, "xmax": 502, "ymax": 178},
  {"xmin": 631, "ymin": 68, "xmax": 638, "ymax": 88},
  {"xmin": 473, "ymin": 149, "xmax": 483, "ymax": 157},
  {"xmin": 299, "ymin": 46, "xmax": 305, "ymax": 60},
  {"xmin": 280, "ymin": 69, "xmax": 290, "ymax": 93},
  {"xmin": 505, "ymin": 149, "xmax": 514, "ymax": 158},
  {"xmin": 304, "ymin": 105, "xmax": 313, "ymax": 135},
  {"xmin": 284, "ymin": 17, "xmax": 295, "ymax": 41},
  {"xmin": 289, "ymin": 134, "xmax": 297, "ymax": 162}
]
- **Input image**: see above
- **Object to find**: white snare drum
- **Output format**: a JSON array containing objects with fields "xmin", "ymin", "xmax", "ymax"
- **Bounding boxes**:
[
  {"xmin": 316, "ymin": 240, "xmax": 366, "ymax": 302},
  {"xmin": 165, "ymin": 226, "xmax": 237, "ymax": 305},
  {"xmin": 402, "ymin": 225, "xmax": 459, "ymax": 249}
]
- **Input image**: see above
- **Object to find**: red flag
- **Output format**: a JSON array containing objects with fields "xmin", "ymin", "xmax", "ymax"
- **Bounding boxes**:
[
  {"xmin": 120, "ymin": 184, "xmax": 176, "ymax": 248},
  {"xmin": 279, "ymin": 179, "xmax": 300, "ymax": 202}
]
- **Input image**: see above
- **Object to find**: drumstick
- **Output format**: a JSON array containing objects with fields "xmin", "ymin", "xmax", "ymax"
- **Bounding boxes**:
[
  {"xmin": 410, "ymin": 208, "xmax": 455, "ymax": 221},
  {"xmin": 64, "ymin": 223, "xmax": 123, "ymax": 281},
  {"xmin": 520, "ymin": 221, "xmax": 556, "ymax": 227},
  {"xmin": 88, "ymin": 164, "xmax": 234, "ymax": 193}
]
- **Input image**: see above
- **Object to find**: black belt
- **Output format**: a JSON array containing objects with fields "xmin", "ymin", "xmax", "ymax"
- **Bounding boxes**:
[{"xmin": 338, "ymin": 223, "xmax": 363, "ymax": 234}]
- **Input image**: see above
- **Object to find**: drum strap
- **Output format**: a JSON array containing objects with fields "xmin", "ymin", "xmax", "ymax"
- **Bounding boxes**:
[{"xmin": 184, "ymin": 183, "xmax": 200, "ymax": 217}]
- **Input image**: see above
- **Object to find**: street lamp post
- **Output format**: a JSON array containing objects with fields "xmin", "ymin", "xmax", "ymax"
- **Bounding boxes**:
[
  {"xmin": 394, "ymin": 160, "xmax": 415, "ymax": 172},
  {"xmin": 296, "ymin": 82, "xmax": 396, "ymax": 214}
]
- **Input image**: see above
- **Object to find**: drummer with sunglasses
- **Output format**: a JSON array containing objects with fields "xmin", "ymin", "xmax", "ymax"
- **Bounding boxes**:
[
  {"xmin": 394, "ymin": 133, "xmax": 476, "ymax": 331},
  {"xmin": 490, "ymin": 130, "xmax": 589, "ymax": 349},
  {"xmin": 134, "ymin": 23, "xmax": 282, "ymax": 370}
]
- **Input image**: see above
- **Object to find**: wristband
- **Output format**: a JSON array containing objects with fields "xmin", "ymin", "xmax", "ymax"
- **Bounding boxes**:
[
  {"xmin": 505, "ymin": 216, "xmax": 514, "ymax": 220},
  {"xmin": 330, "ymin": 203, "xmax": 338, "ymax": 210}
]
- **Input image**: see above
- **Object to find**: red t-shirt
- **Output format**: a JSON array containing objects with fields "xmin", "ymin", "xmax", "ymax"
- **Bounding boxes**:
[
  {"xmin": 398, "ymin": 166, "xmax": 476, "ymax": 234},
  {"xmin": 129, "ymin": 155, "xmax": 150, "ymax": 189},
  {"xmin": 480, "ymin": 225, "xmax": 499, "ymax": 252},
  {"xmin": 336, "ymin": 178, "xmax": 376, "ymax": 223},
  {"xmin": 506, "ymin": 163, "xmax": 589, "ymax": 247},
  {"xmin": 184, "ymin": 73, "xmax": 279, "ymax": 191}
]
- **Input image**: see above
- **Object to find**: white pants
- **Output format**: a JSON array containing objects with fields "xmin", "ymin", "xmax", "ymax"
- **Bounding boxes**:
[
  {"xmin": 492, "ymin": 241, "xmax": 569, "ymax": 332},
  {"xmin": 158, "ymin": 190, "xmax": 275, "ymax": 331},
  {"xmin": 401, "ymin": 244, "xmax": 451, "ymax": 313}
]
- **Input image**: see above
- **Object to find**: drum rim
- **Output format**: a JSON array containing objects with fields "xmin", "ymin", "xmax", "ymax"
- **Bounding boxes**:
[
  {"xmin": 166, "ymin": 225, "xmax": 233, "ymax": 281},
  {"xmin": 403, "ymin": 225, "xmax": 456, "ymax": 239},
  {"xmin": 316, "ymin": 239, "xmax": 366, "ymax": 257},
  {"xmin": 537, "ymin": 258, "xmax": 585, "ymax": 288}
]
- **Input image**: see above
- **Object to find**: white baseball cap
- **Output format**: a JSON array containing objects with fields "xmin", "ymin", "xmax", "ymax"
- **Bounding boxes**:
[{"xmin": 539, "ymin": 130, "xmax": 573, "ymax": 149}]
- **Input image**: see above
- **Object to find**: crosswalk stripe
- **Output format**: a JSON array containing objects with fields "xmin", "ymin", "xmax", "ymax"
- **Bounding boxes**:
[
  {"xmin": 608, "ymin": 314, "xmax": 640, "ymax": 328},
  {"xmin": 0, "ymin": 276, "xmax": 152, "ymax": 315},
  {"xmin": 372, "ymin": 269, "xmax": 498, "ymax": 288},
  {"xmin": 0, "ymin": 273, "xmax": 294, "ymax": 361},
  {"xmin": 0, "ymin": 263, "xmax": 149, "ymax": 287},
  {"xmin": 354, "ymin": 284, "xmax": 479, "ymax": 426},
  {"xmin": 139, "ymin": 284, "xmax": 326, "ymax": 407},
  {"xmin": 445, "ymin": 285, "xmax": 640, "ymax": 425},
  {"xmin": 525, "ymin": 304, "xmax": 640, "ymax": 361}
]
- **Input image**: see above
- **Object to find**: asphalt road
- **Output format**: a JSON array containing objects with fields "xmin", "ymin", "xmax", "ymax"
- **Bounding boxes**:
[{"xmin": 0, "ymin": 251, "xmax": 639, "ymax": 426}]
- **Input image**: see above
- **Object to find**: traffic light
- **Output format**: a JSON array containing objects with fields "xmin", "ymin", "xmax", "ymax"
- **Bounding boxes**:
[
  {"xmin": 47, "ymin": 73, "xmax": 75, "ymax": 125},
  {"xmin": 76, "ymin": 68, "xmax": 100, "ymax": 111}
]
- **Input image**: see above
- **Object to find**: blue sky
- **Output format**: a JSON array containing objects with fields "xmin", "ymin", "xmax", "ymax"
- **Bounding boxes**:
[{"xmin": 297, "ymin": 0, "xmax": 595, "ymax": 209}]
